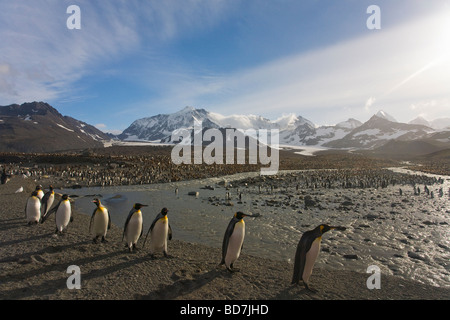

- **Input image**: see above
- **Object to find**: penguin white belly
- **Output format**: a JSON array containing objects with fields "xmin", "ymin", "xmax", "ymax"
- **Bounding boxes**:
[
  {"xmin": 37, "ymin": 190, "xmax": 44, "ymax": 200},
  {"xmin": 126, "ymin": 212, "xmax": 142, "ymax": 246},
  {"xmin": 56, "ymin": 201, "xmax": 71, "ymax": 232},
  {"xmin": 26, "ymin": 197, "xmax": 41, "ymax": 223},
  {"xmin": 93, "ymin": 209, "xmax": 109, "ymax": 236},
  {"xmin": 225, "ymin": 221, "xmax": 245, "ymax": 267},
  {"xmin": 150, "ymin": 218, "xmax": 168, "ymax": 253},
  {"xmin": 303, "ymin": 238, "xmax": 321, "ymax": 284}
]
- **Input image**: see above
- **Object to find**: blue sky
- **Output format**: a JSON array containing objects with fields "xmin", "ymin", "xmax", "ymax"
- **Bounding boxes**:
[{"xmin": 1, "ymin": 0, "xmax": 450, "ymax": 133}]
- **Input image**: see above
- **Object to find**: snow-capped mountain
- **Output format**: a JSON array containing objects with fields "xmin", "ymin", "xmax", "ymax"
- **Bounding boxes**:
[
  {"xmin": 324, "ymin": 114, "xmax": 435, "ymax": 149},
  {"xmin": 409, "ymin": 116, "xmax": 430, "ymax": 127},
  {"xmin": 118, "ymin": 106, "xmax": 365, "ymax": 147},
  {"xmin": 118, "ymin": 106, "xmax": 450, "ymax": 152},
  {"xmin": 408, "ymin": 116, "xmax": 450, "ymax": 130},
  {"xmin": 430, "ymin": 118, "xmax": 450, "ymax": 130},
  {"xmin": 118, "ymin": 106, "xmax": 220, "ymax": 141},
  {"xmin": 279, "ymin": 118, "xmax": 363, "ymax": 146},
  {"xmin": 119, "ymin": 107, "xmax": 316, "ymax": 142},
  {"xmin": 0, "ymin": 102, "xmax": 111, "ymax": 152},
  {"xmin": 375, "ymin": 110, "xmax": 397, "ymax": 122}
]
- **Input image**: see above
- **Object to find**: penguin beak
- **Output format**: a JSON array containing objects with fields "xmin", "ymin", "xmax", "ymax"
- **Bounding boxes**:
[
  {"xmin": 245, "ymin": 213, "xmax": 261, "ymax": 218},
  {"xmin": 330, "ymin": 226, "xmax": 346, "ymax": 231}
]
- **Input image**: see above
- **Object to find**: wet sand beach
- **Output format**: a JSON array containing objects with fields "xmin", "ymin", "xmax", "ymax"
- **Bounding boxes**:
[{"xmin": 1, "ymin": 172, "xmax": 449, "ymax": 301}]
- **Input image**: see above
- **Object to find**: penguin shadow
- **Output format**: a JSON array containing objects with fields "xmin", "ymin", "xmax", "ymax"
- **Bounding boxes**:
[
  {"xmin": 137, "ymin": 266, "xmax": 223, "ymax": 300},
  {"xmin": 271, "ymin": 283, "xmax": 321, "ymax": 300},
  {"xmin": 0, "ymin": 232, "xmax": 54, "ymax": 248},
  {"xmin": 0, "ymin": 218, "xmax": 30, "ymax": 232}
]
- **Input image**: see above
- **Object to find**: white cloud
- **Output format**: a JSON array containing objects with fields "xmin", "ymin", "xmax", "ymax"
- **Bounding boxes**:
[
  {"xmin": 0, "ymin": 1, "xmax": 234, "ymax": 105},
  {"xmin": 95, "ymin": 123, "xmax": 107, "ymax": 129},
  {"xmin": 148, "ymin": 6, "xmax": 450, "ymax": 125}
]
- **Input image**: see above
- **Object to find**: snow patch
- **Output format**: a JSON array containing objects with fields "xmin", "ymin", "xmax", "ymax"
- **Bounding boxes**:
[{"xmin": 57, "ymin": 124, "xmax": 74, "ymax": 132}]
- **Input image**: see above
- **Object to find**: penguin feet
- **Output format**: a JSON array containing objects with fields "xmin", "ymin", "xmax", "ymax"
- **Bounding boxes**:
[
  {"xmin": 303, "ymin": 282, "xmax": 317, "ymax": 293},
  {"xmin": 101, "ymin": 236, "xmax": 108, "ymax": 243},
  {"xmin": 128, "ymin": 243, "xmax": 138, "ymax": 253},
  {"xmin": 226, "ymin": 264, "xmax": 240, "ymax": 273}
]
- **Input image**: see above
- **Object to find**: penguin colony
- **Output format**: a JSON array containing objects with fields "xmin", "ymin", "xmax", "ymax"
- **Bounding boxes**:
[
  {"xmin": 21, "ymin": 183, "xmax": 350, "ymax": 291},
  {"xmin": 16, "ymin": 160, "xmax": 447, "ymax": 292}
]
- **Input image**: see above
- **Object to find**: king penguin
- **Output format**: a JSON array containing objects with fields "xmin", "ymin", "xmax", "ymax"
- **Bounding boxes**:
[
  {"xmin": 220, "ymin": 211, "xmax": 258, "ymax": 272},
  {"xmin": 41, "ymin": 185, "xmax": 55, "ymax": 217},
  {"xmin": 123, "ymin": 203, "xmax": 148, "ymax": 252},
  {"xmin": 41, "ymin": 194, "xmax": 73, "ymax": 234},
  {"xmin": 25, "ymin": 191, "xmax": 41, "ymax": 224},
  {"xmin": 291, "ymin": 224, "xmax": 346, "ymax": 291},
  {"xmin": 143, "ymin": 207, "xmax": 172, "ymax": 258},
  {"xmin": 90, "ymin": 198, "xmax": 111, "ymax": 243}
]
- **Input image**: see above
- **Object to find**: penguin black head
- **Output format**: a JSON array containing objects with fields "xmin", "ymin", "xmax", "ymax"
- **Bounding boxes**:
[
  {"xmin": 35, "ymin": 185, "xmax": 43, "ymax": 191},
  {"xmin": 234, "ymin": 211, "xmax": 259, "ymax": 219},
  {"xmin": 92, "ymin": 198, "xmax": 101, "ymax": 206},
  {"xmin": 161, "ymin": 207, "xmax": 169, "ymax": 215},
  {"xmin": 134, "ymin": 203, "xmax": 148, "ymax": 210},
  {"xmin": 235, "ymin": 211, "xmax": 247, "ymax": 220},
  {"xmin": 31, "ymin": 191, "xmax": 38, "ymax": 197},
  {"xmin": 62, "ymin": 194, "xmax": 69, "ymax": 200},
  {"xmin": 49, "ymin": 185, "xmax": 54, "ymax": 191}
]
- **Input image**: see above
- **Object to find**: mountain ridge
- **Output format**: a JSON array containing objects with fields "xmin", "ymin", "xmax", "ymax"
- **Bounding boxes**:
[
  {"xmin": 1, "ymin": 102, "xmax": 449, "ymax": 155},
  {"xmin": 0, "ymin": 102, "xmax": 110, "ymax": 153}
]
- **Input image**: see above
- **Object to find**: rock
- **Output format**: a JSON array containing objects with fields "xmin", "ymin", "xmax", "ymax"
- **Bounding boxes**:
[
  {"xmin": 364, "ymin": 214, "xmax": 378, "ymax": 221},
  {"xmin": 304, "ymin": 195, "xmax": 316, "ymax": 208},
  {"xmin": 407, "ymin": 251, "xmax": 427, "ymax": 261},
  {"xmin": 343, "ymin": 254, "xmax": 358, "ymax": 260}
]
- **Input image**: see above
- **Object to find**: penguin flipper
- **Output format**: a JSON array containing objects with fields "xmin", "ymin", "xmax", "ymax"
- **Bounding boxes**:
[
  {"xmin": 221, "ymin": 218, "xmax": 238, "ymax": 264},
  {"xmin": 107, "ymin": 210, "xmax": 111, "ymax": 230},
  {"xmin": 41, "ymin": 192, "xmax": 51, "ymax": 213},
  {"xmin": 89, "ymin": 208, "xmax": 96, "ymax": 233},
  {"xmin": 168, "ymin": 224, "xmax": 172, "ymax": 241},
  {"xmin": 122, "ymin": 209, "xmax": 135, "ymax": 241},
  {"xmin": 291, "ymin": 232, "xmax": 315, "ymax": 285},
  {"xmin": 143, "ymin": 213, "xmax": 163, "ymax": 247},
  {"xmin": 41, "ymin": 202, "xmax": 59, "ymax": 224}
]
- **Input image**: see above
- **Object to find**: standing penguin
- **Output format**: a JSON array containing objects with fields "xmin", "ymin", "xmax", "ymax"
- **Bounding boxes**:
[
  {"xmin": 25, "ymin": 191, "xmax": 41, "ymax": 224},
  {"xmin": 143, "ymin": 208, "xmax": 172, "ymax": 258},
  {"xmin": 41, "ymin": 194, "xmax": 73, "ymax": 234},
  {"xmin": 123, "ymin": 203, "xmax": 148, "ymax": 252},
  {"xmin": 35, "ymin": 185, "xmax": 44, "ymax": 200},
  {"xmin": 90, "ymin": 198, "xmax": 111, "ymax": 243},
  {"xmin": 41, "ymin": 185, "xmax": 55, "ymax": 216},
  {"xmin": 291, "ymin": 224, "xmax": 346, "ymax": 291},
  {"xmin": 220, "ymin": 211, "xmax": 258, "ymax": 272}
]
